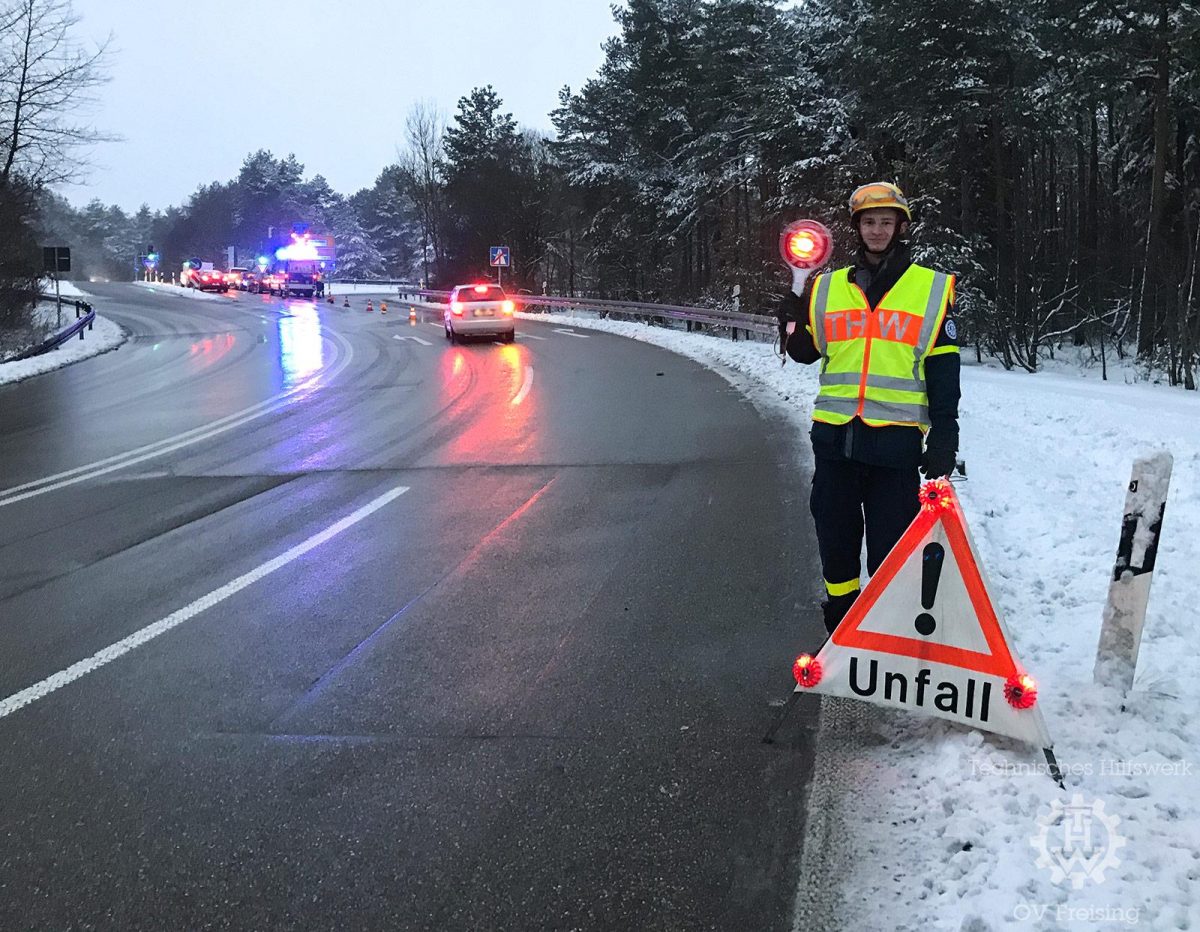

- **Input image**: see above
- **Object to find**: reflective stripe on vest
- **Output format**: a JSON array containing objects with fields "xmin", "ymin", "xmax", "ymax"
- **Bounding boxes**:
[{"xmin": 808, "ymin": 264, "xmax": 953, "ymax": 428}]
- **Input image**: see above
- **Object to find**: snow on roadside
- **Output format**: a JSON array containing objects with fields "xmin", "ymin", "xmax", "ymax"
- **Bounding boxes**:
[
  {"xmin": 325, "ymin": 282, "xmax": 416, "ymax": 296},
  {"xmin": 132, "ymin": 280, "xmax": 228, "ymax": 302},
  {"xmin": 39, "ymin": 279, "xmax": 89, "ymax": 299},
  {"xmin": 0, "ymin": 312, "xmax": 125, "ymax": 385},
  {"xmin": 516, "ymin": 309, "xmax": 1199, "ymax": 930}
]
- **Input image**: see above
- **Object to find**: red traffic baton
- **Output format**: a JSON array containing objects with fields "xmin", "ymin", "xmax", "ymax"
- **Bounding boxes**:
[{"xmin": 779, "ymin": 220, "xmax": 832, "ymax": 270}]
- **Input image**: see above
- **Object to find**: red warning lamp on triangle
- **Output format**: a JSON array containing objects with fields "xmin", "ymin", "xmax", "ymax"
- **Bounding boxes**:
[{"xmin": 779, "ymin": 220, "xmax": 832, "ymax": 270}]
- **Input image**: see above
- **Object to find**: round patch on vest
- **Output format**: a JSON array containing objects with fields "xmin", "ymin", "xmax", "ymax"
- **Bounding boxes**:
[{"xmin": 944, "ymin": 318, "xmax": 958, "ymax": 341}]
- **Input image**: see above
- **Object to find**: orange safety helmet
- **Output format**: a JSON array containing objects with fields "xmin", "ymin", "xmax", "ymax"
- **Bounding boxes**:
[{"xmin": 848, "ymin": 182, "xmax": 912, "ymax": 222}]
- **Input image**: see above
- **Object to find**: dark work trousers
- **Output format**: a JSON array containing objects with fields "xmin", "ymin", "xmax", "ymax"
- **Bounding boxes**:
[{"xmin": 810, "ymin": 455, "xmax": 921, "ymax": 591}]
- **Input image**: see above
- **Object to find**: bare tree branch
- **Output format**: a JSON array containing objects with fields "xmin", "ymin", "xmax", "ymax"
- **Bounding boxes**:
[{"xmin": 0, "ymin": 0, "xmax": 114, "ymax": 188}]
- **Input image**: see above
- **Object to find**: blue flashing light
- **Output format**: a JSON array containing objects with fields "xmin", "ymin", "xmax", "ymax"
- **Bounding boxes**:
[{"xmin": 276, "ymin": 238, "xmax": 320, "ymax": 261}]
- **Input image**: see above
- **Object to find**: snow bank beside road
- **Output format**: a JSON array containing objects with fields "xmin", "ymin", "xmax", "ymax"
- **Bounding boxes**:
[
  {"xmin": 133, "ymin": 280, "xmax": 227, "ymax": 302},
  {"xmin": 0, "ymin": 312, "xmax": 125, "ymax": 385},
  {"xmin": 515, "ymin": 310, "xmax": 1199, "ymax": 930},
  {"xmin": 39, "ymin": 279, "xmax": 89, "ymax": 298},
  {"xmin": 325, "ymin": 282, "xmax": 417, "ymax": 297}
]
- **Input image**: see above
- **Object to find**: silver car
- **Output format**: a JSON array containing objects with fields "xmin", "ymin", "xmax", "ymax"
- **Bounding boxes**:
[{"xmin": 444, "ymin": 283, "xmax": 516, "ymax": 343}]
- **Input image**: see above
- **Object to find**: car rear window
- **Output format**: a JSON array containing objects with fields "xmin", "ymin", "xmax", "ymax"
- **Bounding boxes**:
[{"xmin": 458, "ymin": 285, "xmax": 506, "ymax": 301}]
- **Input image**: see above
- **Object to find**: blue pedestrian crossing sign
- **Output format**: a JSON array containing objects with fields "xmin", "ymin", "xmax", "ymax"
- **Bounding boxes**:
[{"xmin": 489, "ymin": 246, "xmax": 510, "ymax": 267}]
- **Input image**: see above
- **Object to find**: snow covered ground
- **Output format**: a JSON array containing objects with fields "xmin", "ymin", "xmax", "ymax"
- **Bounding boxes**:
[
  {"xmin": 0, "ymin": 301, "xmax": 125, "ymax": 385},
  {"xmin": 132, "ymin": 280, "xmax": 228, "ymax": 302},
  {"xmin": 39, "ymin": 279, "xmax": 89, "ymax": 299},
  {"xmin": 325, "ymin": 281, "xmax": 419, "ymax": 296},
  {"xmin": 515, "ymin": 309, "xmax": 1198, "ymax": 930}
]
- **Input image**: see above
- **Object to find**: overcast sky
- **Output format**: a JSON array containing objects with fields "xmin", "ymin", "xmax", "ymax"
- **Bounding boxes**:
[{"xmin": 59, "ymin": 0, "xmax": 620, "ymax": 213}]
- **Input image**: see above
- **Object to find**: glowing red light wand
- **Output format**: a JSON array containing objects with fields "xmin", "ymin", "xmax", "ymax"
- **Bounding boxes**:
[{"xmin": 779, "ymin": 219, "xmax": 833, "ymax": 296}]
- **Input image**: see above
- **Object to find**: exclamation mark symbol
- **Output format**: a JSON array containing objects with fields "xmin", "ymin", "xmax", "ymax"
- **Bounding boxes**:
[{"xmin": 915, "ymin": 543, "xmax": 945, "ymax": 636}]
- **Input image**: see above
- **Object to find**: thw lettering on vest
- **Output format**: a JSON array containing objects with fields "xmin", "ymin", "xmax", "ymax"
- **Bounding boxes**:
[{"xmin": 824, "ymin": 308, "xmax": 922, "ymax": 347}]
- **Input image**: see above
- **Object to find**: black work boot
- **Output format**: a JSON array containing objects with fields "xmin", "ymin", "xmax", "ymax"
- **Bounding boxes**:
[{"xmin": 820, "ymin": 593, "xmax": 859, "ymax": 634}]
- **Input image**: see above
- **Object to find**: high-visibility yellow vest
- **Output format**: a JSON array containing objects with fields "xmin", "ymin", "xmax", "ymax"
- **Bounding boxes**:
[{"xmin": 807, "ymin": 263, "xmax": 955, "ymax": 428}]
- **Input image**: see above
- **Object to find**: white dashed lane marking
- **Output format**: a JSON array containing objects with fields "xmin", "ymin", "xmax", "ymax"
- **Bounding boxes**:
[
  {"xmin": 512, "ymin": 366, "xmax": 534, "ymax": 405},
  {"xmin": 0, "ymin": 486, "xmax": 410, "ymax": 720}
]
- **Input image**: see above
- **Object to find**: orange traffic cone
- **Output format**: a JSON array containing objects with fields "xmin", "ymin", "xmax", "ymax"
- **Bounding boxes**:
[
  {"xmin": 343, "ymin": 295, "xmax": 350, "ymax": 308},
  {"xmin": 380, "ymin": 301, "xmax": 388, "ymax": 314},
  {"xmin": 366, "ymin": 300, "xmax": 374, "ymax": 312},
  {"xmin": 327, "ymin": 292, "xmax": 334, "ymax": 304},
  {"xmin": 409, "ymin": 307, "xmax": 417, "ymax": 320}
]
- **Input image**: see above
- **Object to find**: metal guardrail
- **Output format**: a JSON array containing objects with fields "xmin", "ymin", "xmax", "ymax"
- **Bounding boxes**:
[
  {"xmin": 399, "ymin": 288, "xmax": 777, "ymax": 341},
  {"xmin": 330, "ymin": 278, "xmax": 418, "ymax": 287},
  {"xmin": 11, "ymin": 296, "xmax": 97, "ymax": 361}
]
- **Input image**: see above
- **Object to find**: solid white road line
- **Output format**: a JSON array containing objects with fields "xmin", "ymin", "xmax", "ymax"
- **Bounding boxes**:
[
  {"xmin": 0, "ymin": 486, "xmax": 410, "ymax": 720},
  {"xmin": 512, "ymin": 366, "xmax": 534, "ymax": 405},
  {"xmin": 553, "ymin": 328, "xmax": 589, "ymax": 338},
  {"xmin": 0, "ymin": 328, "xmax": 355, "ymax": 508},
  {"xmin": 393, "ymin": 334, "xmax": 433, "ymax": 346}
]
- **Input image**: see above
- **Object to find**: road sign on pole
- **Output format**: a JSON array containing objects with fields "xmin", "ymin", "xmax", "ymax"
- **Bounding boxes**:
[
  {"xmin": 490, "ymin": 246, "xmax": 510, "ymax": 286},
  {"xmin": 42, "ymin": 247, "xmax": 70, "ymax": 324},
  {"xmin": 42, "ymin": 246, "xmax": 71, "ymax": 274}
]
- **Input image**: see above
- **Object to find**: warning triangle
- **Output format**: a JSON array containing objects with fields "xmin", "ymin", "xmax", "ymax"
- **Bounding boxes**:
[
  {"xmin": 832, "ymin": 488, "xmax": 1015, "ymax": 677},
  {"xmin": 796, "ymin": 480, "xmax": 1053, "ymax": 749}
]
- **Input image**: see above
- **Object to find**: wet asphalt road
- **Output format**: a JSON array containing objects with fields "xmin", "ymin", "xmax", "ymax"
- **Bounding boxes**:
[{"xmin": 0, "ymin": 284, "xmax": 824, "ymax": 931}]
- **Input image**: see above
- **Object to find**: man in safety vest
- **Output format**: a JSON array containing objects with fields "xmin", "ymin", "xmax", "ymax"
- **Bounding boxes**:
[{"xmin": 777, "ymin": 182, "xmax": 961, "ymax": 635}]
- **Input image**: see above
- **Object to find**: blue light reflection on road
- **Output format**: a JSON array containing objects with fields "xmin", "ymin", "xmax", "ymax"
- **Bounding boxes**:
[
  {"xmin": 277, "ymin": 303, "xmax": 325, "ymax": 388},
  {"xmin": 272, "ymin": 302, "xmax": 342, "ymax": 470}
]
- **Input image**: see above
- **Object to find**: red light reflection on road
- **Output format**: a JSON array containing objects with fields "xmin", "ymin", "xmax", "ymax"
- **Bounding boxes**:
[
  {"xmin": 444, "ymin": 343, "xmax": 537, "ymax": 462},
  {"xmin": 189, "ymin": 333, "xmax": 235, "ymax": 367}
]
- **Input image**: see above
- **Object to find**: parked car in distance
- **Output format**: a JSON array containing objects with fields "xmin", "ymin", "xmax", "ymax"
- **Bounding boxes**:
[
  {"xmin": 444, "ymin": 283, "xmax": 515, "ymax": 344},
  {"xmin": 180, "ymin": 260, "xmax": 227, "ymax": 292},
  {"xmin": 191, "ymin": 269, "xmax": 226, "ymax": 292},
  {"xmin": 224, "ymin": 267, "xmax": 249, "ymax": 290}
]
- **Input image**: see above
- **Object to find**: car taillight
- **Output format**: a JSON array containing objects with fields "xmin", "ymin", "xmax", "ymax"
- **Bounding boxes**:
[
  {"xmin": 451, "ymin": 301, "xmax": 464, "ymax": 316},
  {"xmin": 502, "ymin": 300, "xmax": 515, "ymax": 315}
]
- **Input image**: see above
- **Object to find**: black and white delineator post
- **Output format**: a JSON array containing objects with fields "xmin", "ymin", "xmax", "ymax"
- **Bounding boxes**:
[{"xmin": 1094, "ymin": 451, "xmax": 1173, "ymax": 692}]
